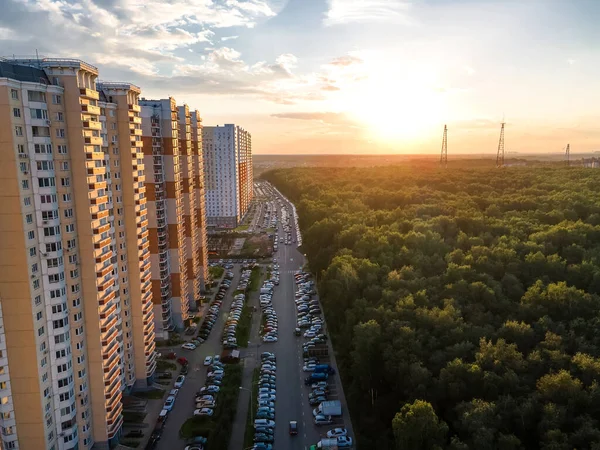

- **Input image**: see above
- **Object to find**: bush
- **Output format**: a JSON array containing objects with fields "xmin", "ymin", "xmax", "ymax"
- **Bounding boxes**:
[
  {"xmin": 209, "ymin": 266, "xmax": 225, "ymax": 279},
  {"xmin": 235, "ymin": 305, "xmax": 252, "ymax": 348},
  {"xmin": 156, "ymin": 360, "xmax": 176, "ymax": 371}
]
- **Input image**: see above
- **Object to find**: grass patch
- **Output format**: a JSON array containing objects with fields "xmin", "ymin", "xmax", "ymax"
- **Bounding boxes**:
[
  {"xmin": 179, "ymin": 364, "xmax": 243, "ymax": 450},
  {"xmin": 123, "ymin": 411, "xmax": 146, "ymax": 423},
  {"xmin": 248, "ymin": 267, "xmax": 262, "ymax": 292},
  {"xmin": 236, "ymin": 305, "xmax": 253, "ymax": 348},
  {"xmin": 156, "ymin": 360, "xmax": 176, "ymax": 371},
  {"xmin": 133, "ymin": 389, "xmax": 165, "ymax": 400},
  {"xmin": 120, "ymin": 439, "xmax": 140, "ymax": 448},
  {"xmin": 209, "ymin": 266, "xmax": 224, "ymax": 279},
  {"xmin": 243, "ymin": 368, "xmax": 260, "ymax": 449},
  {"xmin": 234, "ymin": 224, "xmax": 250, "ymax": 232}
]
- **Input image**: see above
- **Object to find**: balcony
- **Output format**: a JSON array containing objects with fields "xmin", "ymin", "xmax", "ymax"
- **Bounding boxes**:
[
  {"xmin": 128, "ymin": 104, "xmax": 141, "ymax": 112},
  {"xmin": 81, "ymin": 104, "xmax": 100, "ymax": 115},
  {"xmin": 129, "ymin": 116, "xmax": 142, "ymax": 124},
  {"xmin": 80, "ymin": 88, "xmax": 100, "ymax": 100},
  {"xmin": 85, "ymin": 136, "xmax": 103, "ymax": 146},
  {"xmin": 83, "ymin": 120, "xmax": 102, "ymax": 130}
]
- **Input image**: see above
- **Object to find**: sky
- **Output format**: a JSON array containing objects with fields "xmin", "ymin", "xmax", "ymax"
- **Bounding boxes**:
[{"xmin": 1, "ymin": 0, "xmax": 599, "ymax": 155}]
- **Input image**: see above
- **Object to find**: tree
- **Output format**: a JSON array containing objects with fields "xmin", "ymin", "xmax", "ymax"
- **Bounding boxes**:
[{"xmin": 392, "ymin": 400, "xmax": 448, "ymax": 450}]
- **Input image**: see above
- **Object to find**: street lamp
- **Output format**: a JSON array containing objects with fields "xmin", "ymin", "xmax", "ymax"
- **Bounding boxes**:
[{"xmin": 239, "ymin": 386, "xmax": 253, "ymax": 422}]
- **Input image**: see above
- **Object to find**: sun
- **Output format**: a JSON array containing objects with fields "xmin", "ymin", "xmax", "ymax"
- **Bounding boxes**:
[{"xmin": 337, "ymin": 60, "xmax": 446, "ymax": 143}]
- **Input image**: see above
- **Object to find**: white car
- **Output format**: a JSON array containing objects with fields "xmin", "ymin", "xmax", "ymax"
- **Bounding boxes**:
[
  {"xmin": 203, "ymin": 356, "xmax": 213, "ymax": 366},
  {"xmin": 337, "ymin": 436, "xmax": 353, "ymax": 447},
  {"xmin": 194, "ymin": 408, "xmax": 214, "ymax": 417},
  {"xmin": 163, "ymin": 395, "xmax": 175, "ymax": 411},
  {"xmin": 181, "ymin": 343, "xmax": 196, "ymax": 350},
  {"xmin": 327, "ymin": 428, "xmax": 348, "ymax": 438},
  {"xmin": 207, "ymin": 370, "xmax": 224, "ymax": 377},
  {"xmin": 169, "ymin": 389, "xmax": 179, "ymax": 398},
  {"xmin": 303, "ymin": 364, "xmax": 316, "ymax": 372},
  {"xmin": 174, "ymin": 375, "xmax": 186, "ymax": 388},
  {"xmin": 263, "ymin": 336, "xmax": 277, "ymax": 343}
]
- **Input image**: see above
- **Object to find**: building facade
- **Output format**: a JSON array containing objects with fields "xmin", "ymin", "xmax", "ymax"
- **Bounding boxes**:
[
  {"xmin": 202, "ymin": 124, "xmax": 253, "ymax": 228},
  {"xmin": 0, "ymin": 57, "xmax": 155, "ymax": 450},
  {"xmin": 140, "ymin": 98, "xmax": 188, "ymax": 337},
  {"xmin": 191, "ymin": 111, "xmax": 209, "ymax": 291}
]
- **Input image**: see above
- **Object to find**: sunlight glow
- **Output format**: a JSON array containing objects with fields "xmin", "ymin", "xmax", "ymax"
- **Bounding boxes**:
[{"xmin": 335, "ymin": 54, "xmax": 447, "ymax": 143}]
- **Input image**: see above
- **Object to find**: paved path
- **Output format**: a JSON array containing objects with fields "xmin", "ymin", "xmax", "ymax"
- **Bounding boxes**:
[{"xmin": 155, "ymin": 267, "xmax": 242, "ymax": 450}]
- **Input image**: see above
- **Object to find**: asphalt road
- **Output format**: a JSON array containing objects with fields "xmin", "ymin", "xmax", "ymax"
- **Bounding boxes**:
[
  {"xmin": 155, "ymin": 266, "xmax": 242, "ymax": 450},
  {"xmin": 268, "ymin": 192, "xmax": 355, "ymax": 450}
]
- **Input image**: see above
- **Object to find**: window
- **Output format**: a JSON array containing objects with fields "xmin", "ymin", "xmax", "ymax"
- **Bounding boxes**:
[
  {"xmin": 34, "ymin": 143, "xmax": 52, "ymax": 153},
  {"xmin": 13, "ymin": 108, "xmax": 21, "ymax": 118},
  {"xmin": 10, "ymin": 89, "xmax": 18, "ymax": 100},
  {"xmin": 65, "ymin": 224, "xmax": 75, "ymax": 233},
  {"xmin": 56, "ymin": 129, "xmax": 65, "ymax": 138},
  {"xmin": 31, "ymin": 263, "xmax": 38, "ymax": 273},
  {"xmin": 17, "ymin": 144, "xmax": 25, "ymax": 154},
  {"xmin": 38, "ymin": 177, "xmax": 55, "ymax": 188},
  {"xmin": 63, "ymin": 194, "xmax": 72, "ymax": 202},
  {"xmin": 28, "ymin": 91, "xmax": 46, "ymax": 102},
  {"xmin": 52, "ymin": 94, "xmax": 62, "ymax": 104},
  {"xmin": 56, "ymin": 112, "xmax": 64, "ymax": 121},
  {"xmin": 67, "ymin": 239, "xmax": 75, "ymax": 249},
  {"xmin": 60, "ymin": 162, "xmax": 69, "ymax": 171},
  {"xmin": 15, "ymin": 126, "xmax": 23, "ymax": 136},
  {"xmin": 33, "ymin": 278, "xmax": 40, "ymax": 289},
  {"xmin": 27, "ymin": 230, "xmax": 35, "ymax": 240},
  {"xmin": 22, "ymin": 180, "xmax": 29, "ymax": 189},
  {"xmin": 24, "ymin": 197, "xmax": 31, "ymax": 206},
  {"xmin": 36, "ymin": 311, "xmax": 42, "ymax": 320},
  {"xmin": 38, "ymin": 326, "xmax": 45, "ymax": 336},
  {"xmin": 72, "ymin": 298, "xmax": 80, "ymax": 308},
  {"xmin": 30, "ymin": 109, "xmax": 48, "ymax": 120},
  {"xmin": 64, "ymin": 208, "xmax": 73, "ymax": 218},
  {"xmin": 30, "ymin": 247, "xmax": 37, "ymax": 257},
  {"xmin": 57, "ymin": 145, "xmax": 67, "ymax": 154},
  {"xmin": 69, "ymin": 269, "xmax": 78, "ymax": 278},
  {"xmin": 61, "ymin": 178, "xmax": 70, "ymax": 187},
  {"xmin": 36, "ymin": 161, "xmax": 54, "ymax": 171},
  {"xmin": 73, "ymin": 312, "xmax": 82, "ymax": 322},
  {"xmin": 35, "ymin": 295, "xmax": 41, "ymax": 306},
  {"xmin": 25, "ymin": 214, "xmax": 33, "ymax": 225},
  {"xmin": 68, "ymin": 254, "xmax": 77, "ymax": 265}
]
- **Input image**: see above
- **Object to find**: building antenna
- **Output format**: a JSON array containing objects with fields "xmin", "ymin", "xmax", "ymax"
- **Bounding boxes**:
[
  {"xmin": 496, "ymin": 119, "xmax": 505, "ymax": 168},
  {"xmin": 565, "ymin": 143, "xmax": 570, "ymax": 166},
  {"xmin": 440, "ymin": 124, "xmax": 448, "ymax": 168}
]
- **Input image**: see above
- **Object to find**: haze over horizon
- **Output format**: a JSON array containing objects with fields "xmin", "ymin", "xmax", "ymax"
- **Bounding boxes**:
[{"xmin": 2, "ymin": 0, "xmax": 598, "ymax": 154}]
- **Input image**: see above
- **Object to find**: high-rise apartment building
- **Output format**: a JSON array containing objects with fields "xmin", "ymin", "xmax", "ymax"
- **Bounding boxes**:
[
  {"xmin": 191, "ymin": 111, "xmax": 209, "ymax": 290},
  {"xmin": 202, "ymin": 124, "xmax": 253, "ymax": 228},
  {"xmin": 0, "ymin": 57, "xmax": 155, "ymax": 450},
  {"xmin": 140, "ymin": 98, "xmax": 188, "ymax": 337}
]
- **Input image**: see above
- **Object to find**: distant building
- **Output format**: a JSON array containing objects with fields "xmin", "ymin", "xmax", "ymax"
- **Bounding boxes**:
[{"xmin": 202, "ymin": 124, "xmax": 253, "ymax": 228}]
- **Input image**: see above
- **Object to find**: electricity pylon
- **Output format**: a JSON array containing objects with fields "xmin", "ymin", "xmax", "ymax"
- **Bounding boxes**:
[
  {"xmin": 496, "ymin": 121, "xmax": 505, "ymax": 168},
  {"xmin": 440, "ymin": 125, "xmax": 448, "ymax": 168}
]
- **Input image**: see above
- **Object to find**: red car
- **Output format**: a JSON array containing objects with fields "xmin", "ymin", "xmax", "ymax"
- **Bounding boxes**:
[{"xmin": 177, "ymin": 357, "xmax": 189, "ymax": 366}]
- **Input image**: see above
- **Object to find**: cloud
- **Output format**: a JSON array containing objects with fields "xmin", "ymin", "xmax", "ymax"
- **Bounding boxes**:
[
  {"xmin": 1, "ymin": 0, "xmax": 276, "ymax": 75},
  {"xmin": 328, "ymin": 55, "xmax": 364, "ymax": 67},
  {"xmin": 221, "ymin": 35, "xmax": 239, "ymax": 41},
  {"xmin": 271, "ymin": 112, "xmax": 360, "ymax": 127},
  {"xmin": 324, "ymin": 0, "xmax": 414, "ymax": 26}
]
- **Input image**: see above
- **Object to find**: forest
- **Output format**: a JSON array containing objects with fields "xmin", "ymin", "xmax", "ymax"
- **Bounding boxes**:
[{"xmin": 263, "ymin": 165, "xmax": 600, "ymax": 449}]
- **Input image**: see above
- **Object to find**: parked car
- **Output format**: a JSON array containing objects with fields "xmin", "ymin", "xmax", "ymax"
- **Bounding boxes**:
[
  {"xmin": 174, "ymin": 375, "xmax": 186, "ymax": 388},
  {"xmin": 181, "ymin": 343, "xmax": 196, "ymax": 350},
  {"xmin": 193, "ymin": 408, "xmax": 214, "ymax": 417}
]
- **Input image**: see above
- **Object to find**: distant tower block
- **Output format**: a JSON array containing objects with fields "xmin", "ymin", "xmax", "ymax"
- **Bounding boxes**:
[
  {"xmin": 496, "ymin": 121, "xmax": 505, "ymax": 168},
  {"xmin": 565, "ymin": 144, "xmax": 570, "ymax": 166},
  {"xmin": 440, "ymin": 124, "xmax": 448, "ymax": 168}
]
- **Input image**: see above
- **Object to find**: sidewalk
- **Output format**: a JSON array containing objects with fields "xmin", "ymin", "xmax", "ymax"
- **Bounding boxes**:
[{"xmin": 228, "ymin": 267, "xmax": 265, "ymax": 450}]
